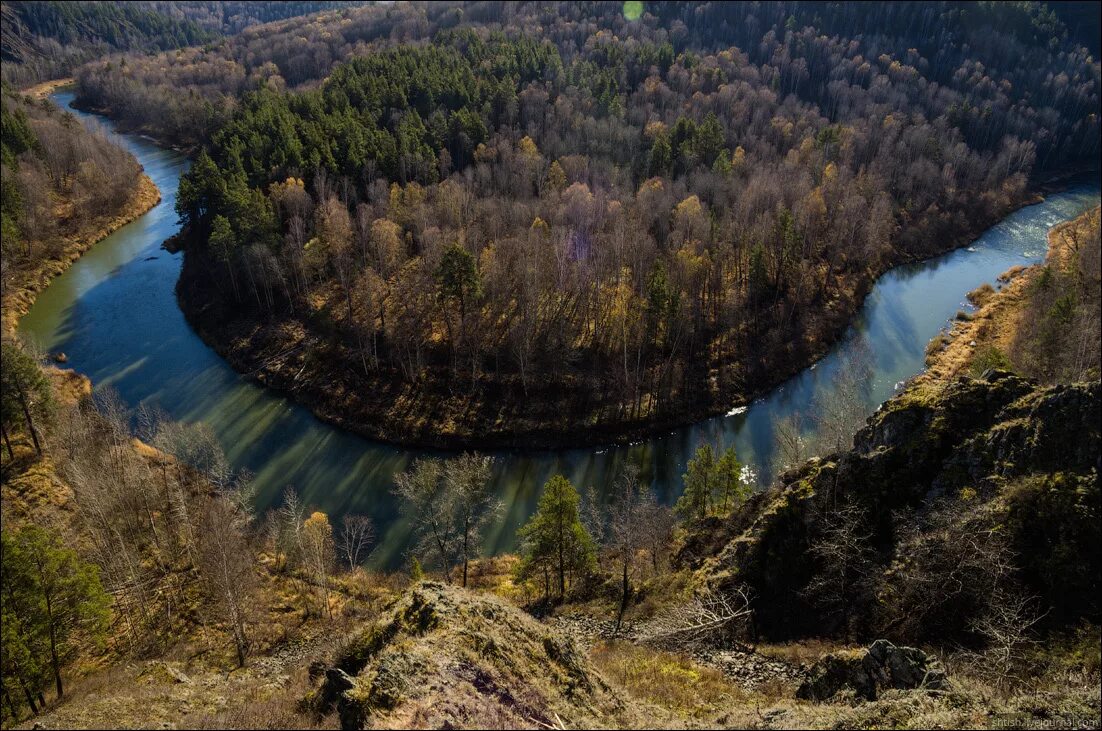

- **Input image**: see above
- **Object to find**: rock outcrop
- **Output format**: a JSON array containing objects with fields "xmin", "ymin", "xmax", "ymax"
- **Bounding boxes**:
[
  {"xmin": 796, "ymin": 640, "xmax": 949, "ymax": 701},
  {"xmin": 312, "ymin": 582, "xmax": 624, "ymax": 730},
  {"xmin": 692, "ymin": 371, "xmax": 1100, "ymax": 640}
]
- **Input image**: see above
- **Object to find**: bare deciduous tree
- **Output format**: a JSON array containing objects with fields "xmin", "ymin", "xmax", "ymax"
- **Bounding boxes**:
[
  {"xmin": 966, "ymin": 589, "xmax": 1048, "ymax": 690},
  {"xmin": 339, "ymin": 514, "xmax": 376, "ymax": 570},
  {"xmin": 393, "ymin": 458, "xmax": 456, "ymax": 581},
  {"xmin": 196, "ymin": 496, "xmax": 257, "ymax": 667},
  {"xmin": 605, "ymin": 466, "xmax": 661, "ymax": 632},
  {"xmin": 447, "ymin": 453, "xmax": 501, "ymax": 588},
  {"xmin": 800, "ymin": 503, "xmax": 877, "ymax": 641}
]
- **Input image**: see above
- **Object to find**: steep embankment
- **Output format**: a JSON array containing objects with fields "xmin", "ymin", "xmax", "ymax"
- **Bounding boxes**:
[
  {"xmin": 697, "ymin": 372, "xmax": 1098, "ymax": 637},
  {"xmin": 682, "ymin": 205, "xmax": 1101, "ymax": 644}
]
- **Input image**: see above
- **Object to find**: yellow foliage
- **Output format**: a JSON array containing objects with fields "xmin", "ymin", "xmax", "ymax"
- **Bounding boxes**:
[
  {"xmin": 732, "ymin": 146, "xmax": 746, "ymax": 168},
  {"xmin": 474, "ymin": 142, "xmax": 497, "ymax": 163},
  {"xmin": 804, "ymin": 187, "xmax": 827, "ymax": 220},
  {"xmin": 675, "ymin": 244, "xmax": 709, "ymax": 280},
  {"xmin": 606, "ymin": 274, "xmax": 640, "ymax": 330},
  {"xmin": 304, "ymin": 511, "xmax": 332, "ymax": 533},
  {"xmin": 638, "ymin": 177, "xmax": 664, "ymax": 195},
  {"xmin": 546, "ymin": 160, "xmax": 566, "ymax": 191},
  {"xmin": 518, "ymin": 135, "xmax": 540, "ymax": 158},
  {"xmin": 674, "ymin": 194, "xmax": 704, "ymax": 222},
  {"xmin": 823, "ymin": 161, "xmax": 837, "ymax": 181},
  {"xmin": 644, "ymin": 120, "xmax": 668, "ymax": 139},
  {"xmin": 479, "ymin": 243, "xmax": 498, "ymax": 278}
]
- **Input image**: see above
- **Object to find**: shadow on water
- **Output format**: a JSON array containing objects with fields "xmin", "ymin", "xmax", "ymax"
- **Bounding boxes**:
[{"xmin": 19, "ymin": 92, "xmax": 1102, "ymax": 569}]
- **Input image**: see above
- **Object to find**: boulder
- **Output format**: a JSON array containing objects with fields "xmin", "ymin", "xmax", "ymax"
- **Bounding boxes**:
[{"xmin": 796, "ymin": 640, "xmax": 948, "ymax": 701}]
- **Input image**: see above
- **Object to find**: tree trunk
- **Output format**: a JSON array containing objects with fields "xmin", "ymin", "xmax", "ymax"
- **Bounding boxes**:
[
  {"xmin": 615, "ymin": 560, "xmax": 631, "ymax": 632},
  {"xmin": 18, "ymin": 679, "xmax": 38, "ymax": 715},
  {"xmin": 17, "ymin": 389, "xmax": 41, "ymax": 455}
]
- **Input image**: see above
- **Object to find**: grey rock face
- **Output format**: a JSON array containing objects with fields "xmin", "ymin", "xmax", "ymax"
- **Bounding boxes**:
[{"xmin": 796, "ymin": 640, "xmax": 948, "ymax": 701}]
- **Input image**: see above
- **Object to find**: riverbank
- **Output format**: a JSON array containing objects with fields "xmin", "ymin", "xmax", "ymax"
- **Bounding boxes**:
[
  {"xmin": 175, "ymin": 185, "xmax": 1046, "ymax": 451},
  {"xmin": 2, "ymin": 174, "xmax": 161, "ymax": 338},
  {"xmin": 22, "ymin": 77, "xmax": 75, "ymax": 100},
  {"xmin": 920, "ymin": 205, "xmax": 1101, "ymax": 385}
]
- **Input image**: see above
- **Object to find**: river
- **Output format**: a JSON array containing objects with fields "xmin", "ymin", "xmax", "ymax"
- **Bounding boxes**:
[{"xmin": 18, "ymin": 90, "xmax": 1101, "ymax": 567}]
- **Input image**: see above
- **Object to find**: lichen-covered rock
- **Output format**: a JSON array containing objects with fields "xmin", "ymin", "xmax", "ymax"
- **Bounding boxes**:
[
  {"xmin": 797, "ymin": 640, "xmax": 948, "ymax": 701},
  {"xmin": 313, "ymin": 582, "xmax": 623, "ymax": 729}
]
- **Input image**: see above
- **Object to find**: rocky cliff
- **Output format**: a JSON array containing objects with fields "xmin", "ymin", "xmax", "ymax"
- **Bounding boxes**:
[{"xmin": 685, "ymin": 371, "xmax": 1100, "ymax": 641}]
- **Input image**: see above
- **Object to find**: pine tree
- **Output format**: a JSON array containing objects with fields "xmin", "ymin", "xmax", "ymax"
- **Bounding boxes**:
[
  {"xmin": 675, "ymin": 443, "xmax": 715, "ymax": 522},
  {"xmin": 516, "ymin": 475, "xmax": 596, "ymax": 600},
  {"xmin": 1, "ymin": 527, "xmax": 110, "ymax": 702},
  {"xmin": 714, "ymin": 446, "xmax": 748, "ymax": 515},
  {"xmin": 0, "ymin": 341, "xmax": 54, "ymax": 457}
]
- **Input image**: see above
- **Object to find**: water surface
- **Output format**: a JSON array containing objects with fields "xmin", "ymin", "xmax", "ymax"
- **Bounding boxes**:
[{"xmin": 20, "ymin": 91, "xmax": 1101, "ymax": 567}]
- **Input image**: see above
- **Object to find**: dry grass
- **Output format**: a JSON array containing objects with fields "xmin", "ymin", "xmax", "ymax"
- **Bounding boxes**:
[
  {"xmin": 756, "ymin": 639, "xmax": 850, "ymax": 668},
  {"xmin": 21, "ymin": 78, "xmax": 75, "ymax": 100},
  {"xmin": 918, "ymin": 205, "xmax": 1101, "ymax": 387},
  {"xmin": 590, "ymin": 641, "xmax": 746, "ymax": 719},
  {"xmin": 967, "ymin": 282, "xmax": 996, "ymax": 307}
]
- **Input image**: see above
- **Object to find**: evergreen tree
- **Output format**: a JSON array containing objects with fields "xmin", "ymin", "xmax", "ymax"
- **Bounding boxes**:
[
  {"xmin": 516, "ymin": 475, "xmax": 596, "ymax": 600},
  {"xmin": 0, "ymin": 341, "xmax": 54, "ymax": 457},
  {"xmin": 675, "ymin": 443, "xmax": 715, "ymax": 522},
  {"xmin": 0, "ymin": 527, "xmax": 110, "ymax": 703},
  {"xmin": 714, "ymin": 446, "xmax": 749, "ymax": 515},
  {"xmin": 648, "ymin": 130, "xmax": 672, "ymax": 177}
]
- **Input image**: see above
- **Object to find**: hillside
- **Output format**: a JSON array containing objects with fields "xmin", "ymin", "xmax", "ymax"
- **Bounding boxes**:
[
  {"xmin": 312, "ymin": 581, "xmax": 634, "ymax": 729},
  {"xmin": 10, "ymin": 209, "xmax": 1100, "ymax": 727},
  {"xmin": 0, "ymin": 2, "xmax": 214, "ymax": 87},
  {"xmin": 686, "ymin": 371, "xmax": 1099, "ymax": 640},
  {"xmin": 0, "ymin": 1, "xmax": 354, "ymax": 88},
  {"xmin": 922, "ymin": 205, "xmax": 1101, "ymax": 387}
]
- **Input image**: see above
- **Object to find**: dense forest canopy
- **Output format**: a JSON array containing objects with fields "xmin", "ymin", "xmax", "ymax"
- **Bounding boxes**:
[
  {"xmin": 72, "ymin": 1, "xmax": 1102, "ymax": 442},
  {"xmin": 142, "ymin": 1, "xmax": 361, "ymax": 35},
  {"xmin": 0, "ymin": 0, "xmax": 359, "ymax": 87}
]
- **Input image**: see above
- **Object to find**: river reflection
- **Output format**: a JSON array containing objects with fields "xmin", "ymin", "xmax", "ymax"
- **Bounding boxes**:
[{"xmin": 19, "ymin": 91, "xmax": 1101, "ymax": 567}]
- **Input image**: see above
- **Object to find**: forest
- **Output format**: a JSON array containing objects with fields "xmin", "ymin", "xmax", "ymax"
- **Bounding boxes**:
[
  {"xmin": 0, "ymin": 1, "xmax": 349, "ymax": 87},
  {"xmin": 0, "ymin": 84, "xmax": 143, "ymax": 299},
  {"xmin": 78, "ymin": 0, "xmax": 1100, "ymax": 444}
]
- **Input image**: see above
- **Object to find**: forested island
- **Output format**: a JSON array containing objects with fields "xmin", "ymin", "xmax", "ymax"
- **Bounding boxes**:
[
  {"xmin": 1, "ymin": 3, "xmax": 1100, "ymax": 730},
  {"xmin": 69, "ymin": 0, "xmax": 1100, "ymax": 447}
]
